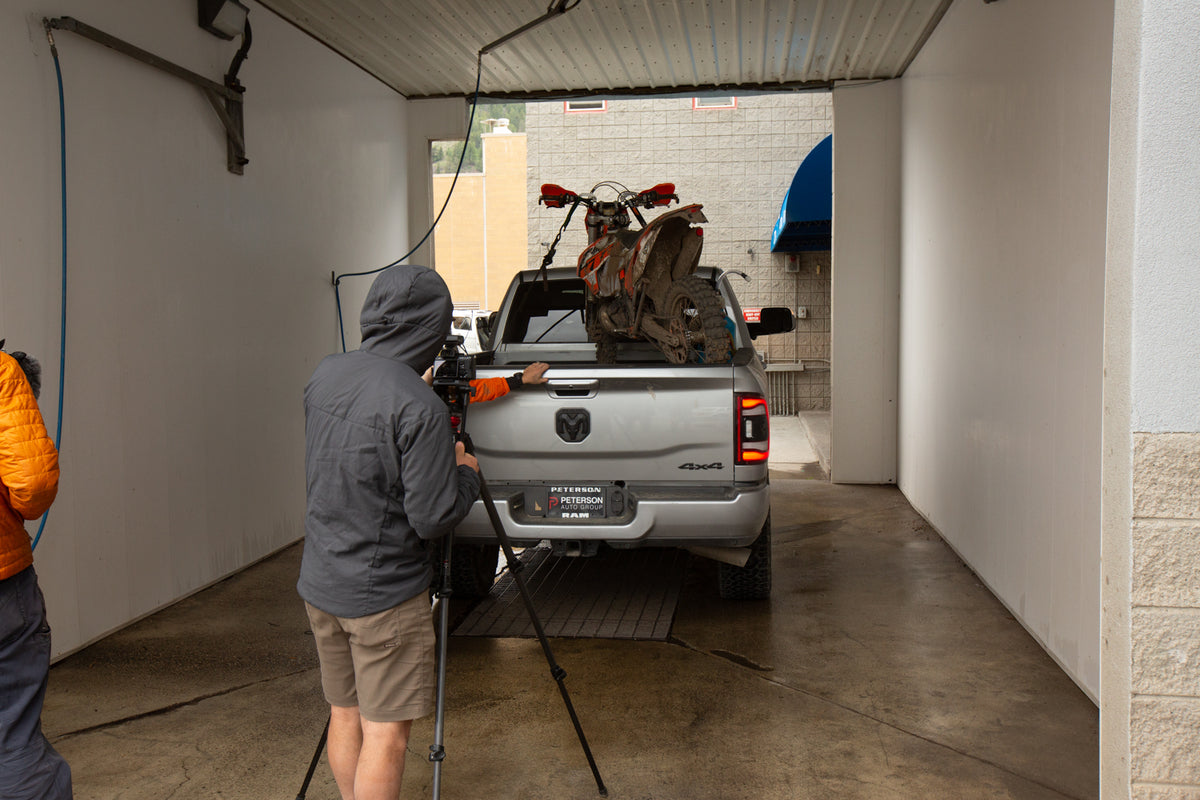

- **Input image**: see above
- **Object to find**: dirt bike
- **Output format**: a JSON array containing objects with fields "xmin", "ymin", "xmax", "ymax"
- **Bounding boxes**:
[{"xmin": 538, "ymin": 180, "xmax": 733, "ymax": 365}]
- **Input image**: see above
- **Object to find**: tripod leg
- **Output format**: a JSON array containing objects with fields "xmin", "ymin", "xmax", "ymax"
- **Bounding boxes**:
[
  {"xmin": 295, "ymin": 715, "xmax": 329, "ymax": 800},
  {"xmin": 429, "ymin": 532, "xmax": 454, "ymax": 800},
  {"xmin": 475, "ymin": 468, "xmax": 608, "ymax": 797}
]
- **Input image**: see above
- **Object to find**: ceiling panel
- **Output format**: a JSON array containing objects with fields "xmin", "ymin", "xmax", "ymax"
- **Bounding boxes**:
[{"xmin": 256, "ymin": 0, "xmax": 953, "ymax": 99}]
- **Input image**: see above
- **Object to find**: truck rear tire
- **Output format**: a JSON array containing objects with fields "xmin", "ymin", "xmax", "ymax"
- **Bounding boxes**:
[
  {"xmin": 450, "ymin": 542, "xmax": 500, "ymax": 600},
  {"xmin": 717, "ymin": 515, "xmax": 772, "ymax": 600}
]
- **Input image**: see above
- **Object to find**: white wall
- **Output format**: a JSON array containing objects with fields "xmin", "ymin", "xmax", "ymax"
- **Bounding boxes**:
[
  {"xmin": 1126, "ymin": 4, "xmax": 1200, "ymax": 435},
  {"xmin": 897, "ymin": 0, "xmax": 1113, "ymax": 698},
  {"xmin": 0, "ymin": 0, "xmax": 411, "ymax": 656},
  {"xmin": 830, "ymin": 80, "xmax": 900, "ymax": 484}
]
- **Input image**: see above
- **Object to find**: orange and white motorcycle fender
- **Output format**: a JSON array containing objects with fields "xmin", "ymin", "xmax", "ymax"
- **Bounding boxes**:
[{"xmin": 577, "ymin": 236, "xmax": 627, "ymax": 298}]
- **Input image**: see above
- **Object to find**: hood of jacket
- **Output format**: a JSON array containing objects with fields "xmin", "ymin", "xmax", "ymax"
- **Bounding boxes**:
[{"xmin": 358, "ymin": 265, "xmax": 452, "ymax": 373}]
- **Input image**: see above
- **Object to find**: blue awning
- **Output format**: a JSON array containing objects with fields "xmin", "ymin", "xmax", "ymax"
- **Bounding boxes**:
[{"xmin": 770, "ymin": 134, "xmax": 832, "ymax": 253}]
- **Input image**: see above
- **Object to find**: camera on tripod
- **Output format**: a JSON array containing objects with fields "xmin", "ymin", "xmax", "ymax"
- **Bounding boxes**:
[{"xmin": 430, "ymin": 335, "xmax": 476, "ymax": 426}]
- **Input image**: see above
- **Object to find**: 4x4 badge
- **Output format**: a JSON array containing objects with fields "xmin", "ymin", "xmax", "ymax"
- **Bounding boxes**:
[{"xmin": 556, "ymin": 408, "xmax": 590, "ymax": 443}]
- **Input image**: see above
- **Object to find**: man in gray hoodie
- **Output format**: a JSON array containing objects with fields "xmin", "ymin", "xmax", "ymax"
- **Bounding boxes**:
[{"xmin": 299, "ymin": 264, "xmax": 480, "ymax": 800}]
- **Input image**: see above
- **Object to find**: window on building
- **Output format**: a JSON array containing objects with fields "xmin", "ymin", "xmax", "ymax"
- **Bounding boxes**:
[
  {"xmin": 565, "ymin": 99, "xmax": 607, "ymax": 113},
  {"xmin": 693, "ymin": 97, "xmax": 737, "ymax": 110}
]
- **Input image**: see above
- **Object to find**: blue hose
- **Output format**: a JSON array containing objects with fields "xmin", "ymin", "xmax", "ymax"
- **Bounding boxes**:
[{"xmin": 33, "ymin": 33, "xmax": 68, "ymax": 551}]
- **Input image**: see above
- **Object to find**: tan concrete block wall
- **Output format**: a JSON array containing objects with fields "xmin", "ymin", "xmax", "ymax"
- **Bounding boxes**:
[
  {"xmin": 1134, "ymin": 434, "xmax": 1200, "ymax": 519},
  {"xmin": 1134, "ymin": 520, "xmax": 1200, "ymax": 607},
  {"xmin": 1132, "ymin": 432, "xmax": 1200, "ymax": 791},
  {"xmin": 432, "ymin": 174, "xmax": 485, "ymax": 305},
  {"xmin": 482, "ymin": 134, "xmax": 528, "ymax": 309},
  {"xmin": 433, "ymin": 134, "xmax": 529, "ymax": 311},
  {"xmin": 1133, "ymin": 787, "xmax": 1200, "ymax": 800}
]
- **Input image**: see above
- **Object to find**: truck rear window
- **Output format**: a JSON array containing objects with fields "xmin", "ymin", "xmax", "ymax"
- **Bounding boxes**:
[{"xmin": 502, "ymin": 280, "xmax": 589, "ymax": 344}]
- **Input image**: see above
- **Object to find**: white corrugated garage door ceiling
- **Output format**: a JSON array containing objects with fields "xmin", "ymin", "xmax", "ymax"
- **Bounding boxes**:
[{"xmin": 256, "ymin": 0, "xmax": 953, "ymax": 99}]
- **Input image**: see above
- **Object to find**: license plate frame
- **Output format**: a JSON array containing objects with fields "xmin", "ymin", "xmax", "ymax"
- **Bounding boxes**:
[{"xmin": 525, "ymin": 484, "xmax": 612, "ymax": 519}]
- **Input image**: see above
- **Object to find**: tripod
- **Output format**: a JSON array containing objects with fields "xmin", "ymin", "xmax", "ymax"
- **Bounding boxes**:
[
  {"xmin": 428, "ymin": 433, "xmax": 607, "ymax": 798},
  {"xmin": 295, "ymin": 445, "xmax": 607, "ymax": 800}
]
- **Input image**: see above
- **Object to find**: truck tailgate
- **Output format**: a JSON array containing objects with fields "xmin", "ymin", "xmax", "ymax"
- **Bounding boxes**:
[{"xmin": 464, "ymin": 365, "xmax": 734, "ymax": 482}]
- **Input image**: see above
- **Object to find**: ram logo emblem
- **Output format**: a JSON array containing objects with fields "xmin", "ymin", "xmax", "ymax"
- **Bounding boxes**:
[{"xmin": 556, "ymin": 408, "xmax": 590, "ymax": 443}]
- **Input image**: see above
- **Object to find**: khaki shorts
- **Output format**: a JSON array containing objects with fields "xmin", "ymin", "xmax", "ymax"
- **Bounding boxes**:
[{"xmin": 305, "ymin": 593, "xmax": 436, "ymax": 723}]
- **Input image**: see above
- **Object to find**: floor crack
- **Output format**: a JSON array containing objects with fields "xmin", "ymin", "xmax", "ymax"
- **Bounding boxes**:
[
  {"xmin": 664, "ymin": 635, "xmax": 1085, "ymax": 800},
  {"xmin": 49, "ymin": 667, "xmax": 316, "ymax": 743}
]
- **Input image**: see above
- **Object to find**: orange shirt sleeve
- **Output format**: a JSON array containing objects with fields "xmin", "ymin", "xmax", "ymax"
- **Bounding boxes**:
[{"xmin": 469, "ymin": 376, "xmax": 512, "ymax": 404}]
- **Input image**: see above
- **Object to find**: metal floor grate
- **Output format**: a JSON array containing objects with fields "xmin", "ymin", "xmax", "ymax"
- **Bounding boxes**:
[{"xmin": 453, "ymin": 546, "xmax": 689, "ymax": 641}]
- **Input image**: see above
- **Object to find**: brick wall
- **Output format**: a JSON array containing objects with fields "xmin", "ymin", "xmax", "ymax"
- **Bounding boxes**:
[
  {"xmin": 1131, "ymin": 433, "xmax": 1200, "ymax": 792},
  {"xmin": 526, "ymin": 95, "xmax": 833, "ymax": 410}
]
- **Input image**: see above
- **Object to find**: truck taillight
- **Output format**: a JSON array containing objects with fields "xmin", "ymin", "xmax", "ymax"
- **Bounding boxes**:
[{"xmin": 736, "ymin": 394, "xmax": 769, "ymax": 464}]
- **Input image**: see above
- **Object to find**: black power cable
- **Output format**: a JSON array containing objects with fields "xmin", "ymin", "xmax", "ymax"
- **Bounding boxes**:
[
  {"xmin": 331, "ymin": 54, "xmax": 483, "ymax": 352},
  {"xmin": 330, "ymin": 0, "xmax": 583, "ymax": 353}
]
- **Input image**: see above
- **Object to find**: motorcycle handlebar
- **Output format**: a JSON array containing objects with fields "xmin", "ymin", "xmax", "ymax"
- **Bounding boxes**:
[{"xmin": 538, "ymin": 182, "xmax": 679, "ymax": 211}]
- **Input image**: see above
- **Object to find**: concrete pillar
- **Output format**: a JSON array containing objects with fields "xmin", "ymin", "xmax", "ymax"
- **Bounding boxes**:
[
  {"xmin": 1104, "ymin": 0, "xmax": 1200, "ymax": 794},
  {"xmin": 830, "ymin": 80, "xmax": 901, "ymax": 484}
]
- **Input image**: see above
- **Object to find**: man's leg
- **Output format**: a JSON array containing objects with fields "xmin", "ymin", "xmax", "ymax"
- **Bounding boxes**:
[
  {"xmin": 341, "ymin": 594, "xmax": 434, "ymax": 798},
  {"xmin": 354, "ymin": 718, "xmax": 412, "ymax": 800},
  {"xmin": 326, "ymin": 704, "xmax": 363, "ymax": 800}
]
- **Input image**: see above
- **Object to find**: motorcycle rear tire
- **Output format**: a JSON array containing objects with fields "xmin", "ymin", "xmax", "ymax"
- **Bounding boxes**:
[
  {"xmin": 586, "ymin": 308, "xmax": 620, "ymax": 364},
  {"xmin": 664, "ymin": 275, "xmax": 733, "ymax": 364}
]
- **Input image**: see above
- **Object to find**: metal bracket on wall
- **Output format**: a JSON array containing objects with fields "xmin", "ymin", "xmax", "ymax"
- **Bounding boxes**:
[{"xmin": 45, "ymin": 17, "xmax": 248, "ymax": 175}]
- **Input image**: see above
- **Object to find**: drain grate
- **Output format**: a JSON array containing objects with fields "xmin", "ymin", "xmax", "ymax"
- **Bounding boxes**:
[{"xmin": 453, "ymin": 546, "xmax": 689, "ymax": 641}]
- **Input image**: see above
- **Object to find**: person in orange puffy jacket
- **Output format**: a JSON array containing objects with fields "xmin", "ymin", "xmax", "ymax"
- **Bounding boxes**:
[{"xmin": 0, "ymin": 344, "xmax": 72, "ymax": 800}]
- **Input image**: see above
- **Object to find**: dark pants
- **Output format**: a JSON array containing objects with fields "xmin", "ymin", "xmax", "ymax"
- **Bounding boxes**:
[{"xmin": 0, "ymin": 566, "xmax": 72, "ymax": 800}]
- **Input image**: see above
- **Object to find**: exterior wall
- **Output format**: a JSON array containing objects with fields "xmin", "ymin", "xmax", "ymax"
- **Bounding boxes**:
[
  {"xmin": 897, "ymin": 0, "xmax": 1111, "ymax": 700},
  {"xmin": 482, "ymin": 133, "xmax": 529, "ymax": 309},
  {"xmin": 1130, "ymin": 438, "xmax": 1200, "ymax": 790},
  {"xmin": 433, "ymin": 133, "xmax": 528, "ymax": 311},
  {"xmin": 525, "ymin": 95, "xmax": 833, "ymax": 410},
  {"xmin": 1, "ymin": 0, "xmax": 411, "ymax": 656},
  {"xmin": 433, "ymin": 172, "xmax": 487, "ymax": 304},
  {"xmin": 1108, "ymin": 0, "xmax": 1200, "ymax": 794},
  {"xmin": 772, "ymin": 250, "xmax": 832, "ymax": 414}
]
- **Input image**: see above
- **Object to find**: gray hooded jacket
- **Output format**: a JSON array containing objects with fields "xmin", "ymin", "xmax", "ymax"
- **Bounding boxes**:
[{"xmin": 298, "ymin": 265, "xmax": 481, "ymax": 618}]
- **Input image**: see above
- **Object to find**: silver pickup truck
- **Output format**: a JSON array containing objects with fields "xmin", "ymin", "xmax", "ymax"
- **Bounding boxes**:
[{"xmin": 451, "ymin": 266, "xmax": 793, "ymax": 600}]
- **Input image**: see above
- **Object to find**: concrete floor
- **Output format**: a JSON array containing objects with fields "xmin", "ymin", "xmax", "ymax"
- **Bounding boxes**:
[{"xmin": 41, "ymin": 415, "xmax": 1098, "ymax": 799}]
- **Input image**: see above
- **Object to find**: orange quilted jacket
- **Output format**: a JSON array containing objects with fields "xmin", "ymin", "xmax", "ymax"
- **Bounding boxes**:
[{"xmin": 0, "ymin": 352, "xmax": 59, "ymax": 580}]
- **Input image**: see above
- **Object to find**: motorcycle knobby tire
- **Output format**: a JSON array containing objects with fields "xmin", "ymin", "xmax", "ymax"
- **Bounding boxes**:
[
  {"xmin": 586, "ymin": 307, "xmax": 620, "ymax": 364},
  {"xmin": 664, "ymin": 275, "xmax": 733, "ymax": 364}
]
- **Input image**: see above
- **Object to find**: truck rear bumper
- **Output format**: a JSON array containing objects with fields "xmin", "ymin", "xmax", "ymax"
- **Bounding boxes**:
[{"xmin": 452, "ymin": 481, "xmax": 770, "ymax": 548}]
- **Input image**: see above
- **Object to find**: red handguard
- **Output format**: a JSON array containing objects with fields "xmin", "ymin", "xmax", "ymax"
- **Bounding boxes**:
[
  {"xmin": 539, "ymin": 183, "xmax": 577, "ymax": 208},
  {"xmin": 636, "ymin": 182, "xmax": 678, "ymax": 208}
]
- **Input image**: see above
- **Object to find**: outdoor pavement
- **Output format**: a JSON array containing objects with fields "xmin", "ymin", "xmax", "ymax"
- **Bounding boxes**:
[{"xmin": 41, "ymin": 413, "xmax": 1098, "ymax": 799}]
